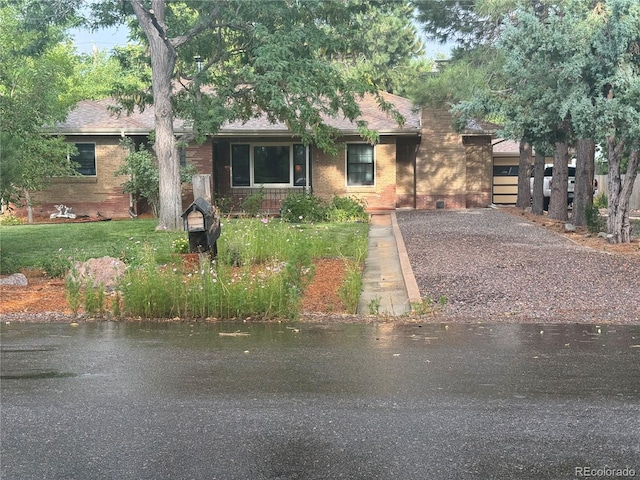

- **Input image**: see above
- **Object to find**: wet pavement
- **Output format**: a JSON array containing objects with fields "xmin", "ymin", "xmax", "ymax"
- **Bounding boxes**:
[{"xmin": 1, "ymin": 321, "xmax": 639, "ymax": 479}]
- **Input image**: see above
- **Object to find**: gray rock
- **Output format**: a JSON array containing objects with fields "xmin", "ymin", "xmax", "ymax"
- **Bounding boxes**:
[
  {"xmin": 0, "ymin": 273, "xmax": 28, "ymax": 286},
  {"xmin": 565, "ymin": 223, "xmax": 576, "ymax": 232}
]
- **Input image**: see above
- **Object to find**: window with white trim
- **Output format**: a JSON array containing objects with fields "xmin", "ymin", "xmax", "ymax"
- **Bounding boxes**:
[
  {"xmin": 71, "ymin": 143, "xmax": 96, "ymax": 176},
  {"xmin": 346, "ymin": 143, "xmax": 374, "ymax": 186},
  {"xmin": 231, "ymin": 143, "xmax": 308, "ymax": 187}
]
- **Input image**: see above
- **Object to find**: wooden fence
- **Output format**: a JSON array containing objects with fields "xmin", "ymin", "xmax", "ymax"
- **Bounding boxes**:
[{"xmin": 595, "ymin": 175, "xmax": 640, "ymax": 211}]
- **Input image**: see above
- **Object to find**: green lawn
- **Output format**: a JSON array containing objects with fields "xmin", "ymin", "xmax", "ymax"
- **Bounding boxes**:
[
  {"xmin": 0, "ymin": 218, "xmax": 368, "ymax": 274},
  {"xmin": 0, "ymin": 219, "xmax": 180, "ymax": 274}
]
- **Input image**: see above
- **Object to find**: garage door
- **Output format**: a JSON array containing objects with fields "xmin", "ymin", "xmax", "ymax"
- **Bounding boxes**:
[{"xmin": 492, "ymin": 157, "xmax": 519, "ymax": 205}]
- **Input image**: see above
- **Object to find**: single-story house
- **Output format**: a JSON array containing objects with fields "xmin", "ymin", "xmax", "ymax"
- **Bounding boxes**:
[{"xmin": 18, "ymin": 92, "xmax": 496, "ymax": 220}]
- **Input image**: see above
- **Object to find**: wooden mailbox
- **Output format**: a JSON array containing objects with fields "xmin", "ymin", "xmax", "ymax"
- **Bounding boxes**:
[{"xmin": 181, "ymin": 197, "xmax": 221, "ymax": 257}]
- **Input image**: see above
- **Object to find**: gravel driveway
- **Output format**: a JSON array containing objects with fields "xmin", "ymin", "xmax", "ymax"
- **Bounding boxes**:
[{"xmin": 396, "ymin": 208, "xmax": 640, "ymax": 324}]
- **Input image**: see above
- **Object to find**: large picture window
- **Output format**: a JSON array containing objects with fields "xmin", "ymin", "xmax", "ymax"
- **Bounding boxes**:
[
  {"xmin": 346, "ymin": 143, "xmax": 374, "ymax": 186},
  {"xmin": 231, "ymin": 143, "xmax": 308, "ymax": 187},
  {"xmin": 254, "ymin": 146, "xmax": 290, "ymax": 184},
  {"xmin": 72, "ymin": 143, "xmax": 96, "ymax": 176}
]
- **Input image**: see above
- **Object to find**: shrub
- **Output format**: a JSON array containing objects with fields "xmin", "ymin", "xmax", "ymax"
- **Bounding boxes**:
[
  {"xmin": 215, "ymin": 196, "xmax": 233, "ymax": 215},
  {"xmin": 326, "ymin": 195, "xmax": 368, "ymax": 223},
  {"xmin": 115, "ymin": 139, "xmax": 197, "ymax": 217},
  {"xmin": 594, "ymin": 192, "xmax": 608, "ymax": 209},
  {"xmin": 585, "ymin": 204, "xmax": 606, "ymax": 233},
  {"xmin": 0, "ymin": 213, "xmax": 24, "ymax": 226},
  {"xmin": 242, "ymin": 188, "xmax": 266, "ymax": 217},
  {"xmin": 172, "ymin": 237, "xmax": 190, "ymax": 254},
  {"xmin": 40, "ymin": 252, "xmax": 73, "ymax": 278},
  {"xmin": 280, "ymin": 192, "xmax": 327, "ymax": 223}
]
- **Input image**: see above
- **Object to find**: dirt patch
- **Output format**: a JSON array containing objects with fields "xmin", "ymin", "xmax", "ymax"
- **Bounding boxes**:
[
  {"xmin": 0, "ymin": 270, "xmax": 74, "ymax": 315},
  {"xmin": 500, "ymin": 207, "xmax": 640, "ymax": 258},
  {"xmin": 301, "ymin": 258, "xmax": 347, "ymax": 314},
  {"xmin": 0, "ymin": 259, "xmax": 348, "ymax": 316}
]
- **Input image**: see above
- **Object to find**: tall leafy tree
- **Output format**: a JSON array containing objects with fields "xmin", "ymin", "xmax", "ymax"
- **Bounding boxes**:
[
  {"xmin": 413, "ymin": 0, "xmax": 560, "ymax": 49},
  {"xmin": 0, "ymin": 1, "xmax": 82, "ymax": 222},
  {"xmin": 89, "ymin": 0, "xmax": 416, "ymax": 230},
  {"xmin": 496, "ymin": 8, "xmax": 584, "ymax": 221},
  {"xmin": 497, "ymin": 0, "xmax": 639, "ymax": 238},
  {"xmin": 446, "ymin": 0, "xmax": 639, "ymax": 241},
  {"xmin": 334, "ymin": 1, "xmax": 425, "ymax": 95},
  {"xmin": 69, "ymin": 47, "xmax": 148, "ymax": 100},
  {"xmin": 414, "ymin": 0, "xmax": 604, "ymax": 216},
  {"xmin": 584, "ymin": 0, "xmax": 640, "ymax": 243}
]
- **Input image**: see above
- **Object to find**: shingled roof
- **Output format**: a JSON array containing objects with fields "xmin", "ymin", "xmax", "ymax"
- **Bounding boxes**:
[{"xmin": 54, "ymin": 92, "xmax": 420, "ymax": 137}]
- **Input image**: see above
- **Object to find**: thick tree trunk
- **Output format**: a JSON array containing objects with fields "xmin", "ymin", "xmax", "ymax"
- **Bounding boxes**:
[
  {"xmin": 153, "ymin": 66, "xmax": 181, "ymax": 231},
  {"xmin": 548, "ymin": 140, "xmax": 569, "ymax": 221},
  {"xmin": 572, "ymin": 138, "xmax": 595, "ymax": 226},
  {"xmin": 132, "ymin": 0, "xmax": 181, "ymax": 231},
  {"xmin": 23, "ymin": 189, "xmax": 33, "ymax": 224},
  {"xmin": 607, "ymin": 137, "xmax": 639, "ymax": 243},
  {"xmin": 516, "ymin": 139, "xmax": 532, "ymax": 209},
  {"xmin": 531, "ymin": 150, "xmax": 545, "ymax": 215}
]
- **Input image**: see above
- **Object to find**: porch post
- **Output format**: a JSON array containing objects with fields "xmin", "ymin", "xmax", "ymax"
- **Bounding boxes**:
[{"xmin": 192, "ymin": 174, "xmax": 212, "ymax": 204}]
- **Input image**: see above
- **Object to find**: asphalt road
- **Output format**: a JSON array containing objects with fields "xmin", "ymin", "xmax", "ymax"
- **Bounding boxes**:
[{"xmin": 1, "ymin": 321, "xmax": 639, "ymax": 479}]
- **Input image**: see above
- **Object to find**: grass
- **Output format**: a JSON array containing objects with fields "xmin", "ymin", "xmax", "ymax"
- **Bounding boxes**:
[
  {"xmin": 0, "ymin": 217, "xmax": 369, "ymax": 319},
  {"xmin": 0, "ymin": 219, "xmax": 179, "ymax": 273}
]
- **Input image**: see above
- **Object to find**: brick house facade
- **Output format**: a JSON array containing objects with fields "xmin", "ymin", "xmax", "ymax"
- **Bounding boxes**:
[{"xmin": 19, "ymin": 94, "xmax": 494, "ymax": 220}]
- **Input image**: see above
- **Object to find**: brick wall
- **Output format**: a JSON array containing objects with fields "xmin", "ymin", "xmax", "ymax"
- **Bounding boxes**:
[
  {"xmin": 313, "ymin": 135, "xmax": 398, "ymax": 211},
  {"xmin": 463, "ymin": 136, "xmax": 493, "ymax": 207},
  {"xmin": 413, "ymin": 109, "xmax": 493, "ymax": 210},
  {"xmin": 415, "ymin": 109, "xmax": 467, "ymax": 209},
  {"xmin": 214, "ymin": 136, "xmax": 399, "ymax": 212},
  {"xmin": 23, "ymin": 136, "xmax": 132, "ymax": 220},
  {"xmin": 181, "ymin": 140, "xmax": 214, "ymax": 208}
]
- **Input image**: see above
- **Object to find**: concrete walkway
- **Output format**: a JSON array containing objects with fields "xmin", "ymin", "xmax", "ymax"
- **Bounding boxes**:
[{"xmin": 357, "ymin": 212, "xmax": 421, "ymax": 316}]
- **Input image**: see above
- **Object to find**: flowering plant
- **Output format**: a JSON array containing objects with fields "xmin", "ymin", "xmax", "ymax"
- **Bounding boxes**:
[{"xmin": 172, "ymin": 237, "xmax": 190, "ymax": 254}]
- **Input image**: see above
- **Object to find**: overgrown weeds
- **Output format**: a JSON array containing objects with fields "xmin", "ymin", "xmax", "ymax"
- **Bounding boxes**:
[
  {"xmin": 410, "ymin": 295, "xmax": 448, "ymax": 315},
  {"xmin": 119, "ymin": 218, "xmax": 367, "ymax": 319},
  {"xmin": 338, "ymin": 259, "xmax": 363, "ymax": 314},
  {"xmin": 121, "ymin": 246, "xmax": 312, "ymax": 320}
]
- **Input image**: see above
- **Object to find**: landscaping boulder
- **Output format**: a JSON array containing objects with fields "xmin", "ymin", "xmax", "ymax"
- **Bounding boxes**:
[
  {"xmin": 0, "ymin": 273, "xmax": 28, "ymax": 286},
  {"xmin": 69, "ymin": 257, "xmax": 126, "ymax": 292}
]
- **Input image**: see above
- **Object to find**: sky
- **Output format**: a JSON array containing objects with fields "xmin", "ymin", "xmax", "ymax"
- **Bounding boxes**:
[
  {"xmin": 71, "ymin": 25, "xmax": 131, "ymax": 54},
  {"xmin": 71, "ymin": 25, "xmax": 453, "ymax": 58}
]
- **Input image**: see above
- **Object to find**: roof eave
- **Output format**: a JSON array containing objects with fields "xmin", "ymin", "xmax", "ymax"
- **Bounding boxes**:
[
  {"xmin": 49, "ymin": 128, "xmax": 189, "ymax": 136},
  {"xmin": 215, "ymin": 128, "xmax": 421, "ymax": 137}
]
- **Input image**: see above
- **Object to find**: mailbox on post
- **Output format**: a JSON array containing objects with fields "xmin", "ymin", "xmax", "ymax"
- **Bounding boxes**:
[{"xmin": 181, "ymin": 197, "xmax": 221, "ymax": 257}]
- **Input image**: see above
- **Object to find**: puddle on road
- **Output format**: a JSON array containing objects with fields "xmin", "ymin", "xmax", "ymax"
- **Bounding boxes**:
[{"xmin": 1, "ymin": 322, "xmax": 639, "ymax": 397}]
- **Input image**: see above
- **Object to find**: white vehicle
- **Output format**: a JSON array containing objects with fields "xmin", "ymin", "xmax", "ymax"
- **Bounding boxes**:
[{"xmin": 530, "ymin": 165, "xmax": 575, "ymax": 211}]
